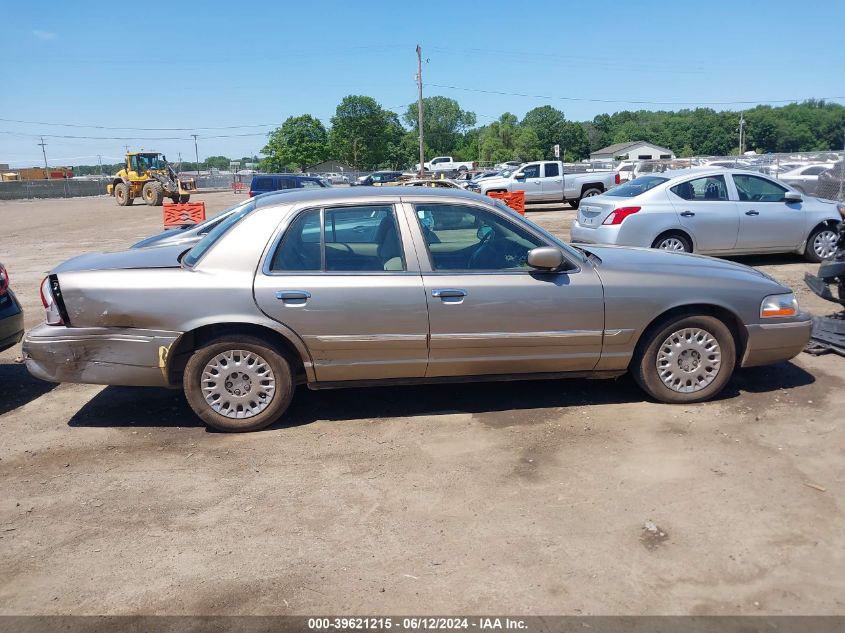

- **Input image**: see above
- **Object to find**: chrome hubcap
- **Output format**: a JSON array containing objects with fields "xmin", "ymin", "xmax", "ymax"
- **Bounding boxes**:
[
  {"xmin": 201, "ymin": 349, "xmax": 275, "ymax": 419},
  {"xmin": 656, "ymin": 328, "xmax": 722, "ymax": 393},
  {"xmin": 657, "ymin": 237, "xmax": 687, "ymax": 252},
  {"xmin": 813, "ymin": 230, "xmax": 838, "ymax": 259}
]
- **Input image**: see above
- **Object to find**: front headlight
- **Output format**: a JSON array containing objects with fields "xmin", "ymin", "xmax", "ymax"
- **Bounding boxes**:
[{"xmin": 760, "ymin": 293, "xmax": 799, "ymax": 318}]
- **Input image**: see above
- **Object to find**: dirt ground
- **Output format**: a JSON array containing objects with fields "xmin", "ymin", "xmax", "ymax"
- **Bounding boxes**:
[{"xmin": 1, "ymin": 192, "xmax": 843, "ymax": 615}]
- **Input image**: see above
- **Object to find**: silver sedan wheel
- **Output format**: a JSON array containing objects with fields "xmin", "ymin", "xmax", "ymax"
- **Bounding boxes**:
[
  {"xmin": 812, "ymin": 229, "xmax": 838, "ymax": 260},
  {"xmin": 656, "ymin": 237, "xmax": 688, "ymax": 252},
  {"xmin": 656, "ymin": 327, "xmax": 722, "ymax": 394},
  {"xmin": 201, "ymin": 349, "xmax": 276, "ymax": 419}
]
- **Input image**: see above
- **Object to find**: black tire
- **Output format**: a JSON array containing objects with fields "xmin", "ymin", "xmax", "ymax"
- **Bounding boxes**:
[
  {"xmin": 458, "ymin": 166, "xmax": 468, "ymax": 173},
  {"xmin": 183, "ymin": 336, "xmax": 294, "ymax": 432},
  {"xmin": 568, "ymin": 198, "xmax": 580, "ymax": 209},
  {"xmin": 578, "ymin": 187, "xmax": 602, "ymax": 206},
  {"xmin": 632, "ymin": 315, "xmax": 736, "ymax": 404},
  {"xmin": 179, "ymin": 194, "xmax": 191, "ymax": 203},
  {"xmin": 652, "ymin": 232, "xmax": 692, "ymax": 253},
  {"xmin": 142, "ymin": 181, "xmax": 164, "ymax": 206},
  {"xmin": 804, "ymin": 225, "xmax": 838, "ymax": 263},
  {"xmin": 170, "ymin": 196, "xmax": 180, "ymax": 204},
  {"xmin": 114, "ymin": 182, "xmax": 133, "ymax": 206}
]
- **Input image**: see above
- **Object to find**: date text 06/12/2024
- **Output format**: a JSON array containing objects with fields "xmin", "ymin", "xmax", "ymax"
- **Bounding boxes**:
[{"xmin": 307, "ymin": 617, "xmax": 528, "ymax": 630}]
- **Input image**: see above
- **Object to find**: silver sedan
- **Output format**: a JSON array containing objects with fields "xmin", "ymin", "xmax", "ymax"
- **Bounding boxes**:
[
  {"xmin": 571, "ymin": 168, "xmax": 845, "ymax": 262},
  {"xmin": 25, "ymin": 187, "xmax": 811, "ymax": 432}
]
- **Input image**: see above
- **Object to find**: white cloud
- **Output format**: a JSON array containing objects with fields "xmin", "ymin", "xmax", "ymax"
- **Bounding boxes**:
[{"xmin": 32, "ymin": 29, "xmax": 57, "ymax": 40}]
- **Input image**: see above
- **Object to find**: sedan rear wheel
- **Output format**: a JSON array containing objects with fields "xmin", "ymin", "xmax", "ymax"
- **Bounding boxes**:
[
  {"xmin": 184, "ymin": 336, "xmax": 293, "ymax": 432},
  {"xmin": 633, "ymin": 315, "xmax": 735, "ymax": 404},
  {"xmin": 652, "ymin": 233, "xmax": 692, "ymax": 253}
]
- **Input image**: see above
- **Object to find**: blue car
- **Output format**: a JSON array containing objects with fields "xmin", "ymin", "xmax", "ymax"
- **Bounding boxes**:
[{"xmin": 248, "ymin": 174, "xmax": 329, "ymax": 197}]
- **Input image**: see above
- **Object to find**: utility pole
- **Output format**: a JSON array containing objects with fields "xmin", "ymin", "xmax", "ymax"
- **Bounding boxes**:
[
  {"xmin": 191, "ymin": 134, "xmax": 200, "ymax": 176},
  {"xmin": 38, "ymin": 137, "xmax": 48, "ymax": 175},
  {"xmin": 416, "ymin": 44, "xmax": 425, "ymax": 177},
  {"xmin": 738, "ymin": 112, "xmax": 745, "ymax": 156},
  {"xmin": 97, "ymin": 154, "xmax": 102, "ymax": 176},
  {"xmin": 123, "ymin": 144, "xmax": 130, "ymax": 154}
]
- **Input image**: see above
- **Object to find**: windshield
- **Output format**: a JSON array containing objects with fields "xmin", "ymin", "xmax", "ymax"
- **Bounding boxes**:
[
  {"xmin": 604, "ymin": 175, "xmax": 669, "ymax": 197},
  {"xmin": 182, "ymin": 201, "xmax": 257, "ymax": 267}
]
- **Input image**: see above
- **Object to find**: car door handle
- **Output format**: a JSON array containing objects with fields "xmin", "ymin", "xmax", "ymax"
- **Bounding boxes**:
[
  {"xmin": 431, "ymin": 288, "xmax": 467, "ymax": 298},
  {"xmin": 680, "ymin": 211, "xmax": 695, "ymax": 217},
  {"xmin": 745, "ymin": 210, "xmax": 759, "ymax": 216},
  {"xmin": 276, "ymin": 290, "xmax": 311, "ymax": 301}
]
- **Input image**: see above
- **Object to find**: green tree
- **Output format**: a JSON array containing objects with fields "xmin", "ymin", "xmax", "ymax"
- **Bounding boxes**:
[
  {"xmin": 403, "ymin": 96, "xmax": 476, "ymax": 156},
  {"xmin": 261, "ymin": 114, "xmax": 328, "ymax": 172},
  {"xmin": 521, "ymin": 106, "xmax": 566, "ymax": 160},
  {"xmin": 329, "ymin": 95, "xmax": 394, "ymax": 170},
  {"xmin": 204, "ymin": 155, "xmax": 232, "ymax": 170}
]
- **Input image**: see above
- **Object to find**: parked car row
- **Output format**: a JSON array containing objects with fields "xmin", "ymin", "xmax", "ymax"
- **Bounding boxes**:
[
  {"xmin": 0, "ymin": 261, "xmax": 24, "ymax": 353},
  {"xmin": 21, "ymin": 187, "xmax": 813, "ymax": 433}
]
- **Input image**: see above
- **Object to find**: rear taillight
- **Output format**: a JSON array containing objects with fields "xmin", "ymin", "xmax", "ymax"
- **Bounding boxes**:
[
  {"xmin": 615, "ymin": 173, "xmax": 621, "ymax": 185},
  {"xmin": 40, "ymin": 276, "xmax": 64, "ymax": 325},
  {"xmin": 0, "ymin": 264, "xmax": 8, "ymax": 295},
  {"xmin": 603, "ymin": 206, "xmax": 641, "ymax": 225},
  {"xmin": 248, "ymin": 191, "xmax": 254, "ymax": 198}
]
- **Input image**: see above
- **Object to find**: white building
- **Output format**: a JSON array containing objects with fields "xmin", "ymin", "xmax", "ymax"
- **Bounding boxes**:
[{"xmin": 590, "ymin": 141, "xmax": 676, "ymax": 162}]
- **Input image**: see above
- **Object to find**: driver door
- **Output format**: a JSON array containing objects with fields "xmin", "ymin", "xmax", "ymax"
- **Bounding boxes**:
[
  {"xmin": 406, "ymin": 201, "xmax": 605, "ymax": 377},
  {"xmin": 514, "ymin": 163, "xmax": 543, "ymax": 202}
]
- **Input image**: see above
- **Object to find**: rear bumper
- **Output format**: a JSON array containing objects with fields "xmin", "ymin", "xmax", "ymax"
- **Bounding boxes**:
[
  {"xmin": 570, "ymin": 222, "xmax": 621, "ymax": 245},
  {"xmin": 22, "ymin": 323, "xmax": 181, "ymax": 387},
  {"xmin": 0, "ymin": 291, "xmax": 25, "ymax": 353},
  {"xmin": 741, "ymin": 316, "xmax": 812, "ymax": 367}
]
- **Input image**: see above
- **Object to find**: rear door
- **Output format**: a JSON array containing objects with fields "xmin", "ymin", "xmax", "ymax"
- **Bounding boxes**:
[
  {"xmin": 732, "ymin": 174, "xmax": 805, "ymax": 250},
  {"xmin": 668, "ymin": 174, "xmax": 739, "ymax": 252},
  {"xmin": 254, "ymin": 201, "xmax": 429, "ymax": 382},
  {"xmin": 540, "ymin": 162, "xmax": 563, "ymax": 201}
]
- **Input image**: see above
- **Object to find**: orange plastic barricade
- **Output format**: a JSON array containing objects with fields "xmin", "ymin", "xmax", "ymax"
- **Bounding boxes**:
[
  {"xmin": 163, "ymin": 202, "xmax": 206, "ymax": 228},
  {"xmin": 486, "ymin": 190, "xmax": 525, "ymax": 215},
  {"xmin": 232, "ymin": 181, "xmax": 247, "ymax": 193}
]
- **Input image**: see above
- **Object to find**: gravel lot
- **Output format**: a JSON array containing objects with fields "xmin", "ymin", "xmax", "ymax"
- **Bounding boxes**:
[{"xmin": 1, "ymin": 192, "xmax": 843, "ymax": 615}]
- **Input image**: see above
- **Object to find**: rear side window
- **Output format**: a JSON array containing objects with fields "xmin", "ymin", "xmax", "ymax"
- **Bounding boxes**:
[
  {"xmin": 270, "ymin": 205, "xmax": 404, "ymax": 272},
  {"xmin": 252, "ymin": 177, "xmax": 272, "ymax": 190},
  {"xmin": 544, "ymin": 163, "xmax": 559, "ymax": 178},
  {"xmin": 671, "ymin": 175, "xmax": 729, "ymax": 201}
]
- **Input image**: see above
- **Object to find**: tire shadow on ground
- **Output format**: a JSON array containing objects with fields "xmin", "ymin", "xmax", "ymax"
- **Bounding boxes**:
[{"xmin": 65, "ymin": 361, "xmax": 814, "ymax": 431}]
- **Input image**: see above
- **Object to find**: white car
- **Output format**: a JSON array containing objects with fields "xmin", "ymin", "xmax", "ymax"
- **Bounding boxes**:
[
  {"xmin": 322, "ymin": 172, "xmax": 350, "ymax": 184},
  {"xmin": 570, "ymin": 168, "xmax": 844, "ymax": 262}
]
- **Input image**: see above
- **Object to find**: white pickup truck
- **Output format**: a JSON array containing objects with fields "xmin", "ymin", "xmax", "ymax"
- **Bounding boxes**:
[
  {"xmin": 472, "ymin": 160, "xmax": 620, "ymax": 208},
  {"xmin": 414, "ymin": 156, "xmax": 476, "ymax": 173}
]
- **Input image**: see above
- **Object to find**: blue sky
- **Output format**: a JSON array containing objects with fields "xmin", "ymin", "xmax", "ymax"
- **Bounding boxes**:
[{"xmin": 1, "ymin": 0, "xmax": 843, "ymax": 167}]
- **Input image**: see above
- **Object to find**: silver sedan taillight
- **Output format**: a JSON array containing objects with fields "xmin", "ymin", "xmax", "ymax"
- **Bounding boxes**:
[{"xmin": 40, "ymin": 276, "xmax": 64, "ymax": 325}]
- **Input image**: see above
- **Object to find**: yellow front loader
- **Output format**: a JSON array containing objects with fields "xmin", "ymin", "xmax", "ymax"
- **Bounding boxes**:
[{"xmin": 106, "ymin": 152, "xmax": 197, "ymax": 206}]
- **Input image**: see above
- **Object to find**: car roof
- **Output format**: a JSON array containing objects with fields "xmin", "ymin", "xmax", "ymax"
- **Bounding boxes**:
[
  {"xmin": 253, "ymin": 184, "xmax": 489, "ymax": 208},
  {"xmin": 653, "ymin": 167, "xmax": 783, "ymax": 181}
]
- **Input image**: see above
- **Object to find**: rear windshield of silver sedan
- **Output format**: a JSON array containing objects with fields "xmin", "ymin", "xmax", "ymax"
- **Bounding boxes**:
[
  {"xmin": 604, "ymin": 175, "xmax": 669, "ymax": 197},
  {"xmin": 182, "ymin": 201, "xmax": 257, "ymax": 267}
]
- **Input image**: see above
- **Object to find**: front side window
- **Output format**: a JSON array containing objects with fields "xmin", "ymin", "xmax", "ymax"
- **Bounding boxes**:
[
  {"xmin": 521, "ymin": 164, "xmax": 541, "ymax": 178},
  {"xmin": 270, "ymin": 205, "xmax": 403, "ymax": 272},
  {"xmin": 671, "ymin": 175, "xmax": 729, "ymax": 201},
  {"xmin": 299, "ymin": 179, "xmax": 325, "ymax": 189},
  {"xmin": 803, "ymin": 166, "xmax": 826, "ymax": 176},
  {"xmin": 414, "ymin": 203, "xmax": 544, "ymax": 271},
  {"xmin": 544, "ymin": 163, "xmax": 560, "ymax": 178},
  {"xmin": 732, "ymin": 174, "xmax": 788, "ymax": 202}
]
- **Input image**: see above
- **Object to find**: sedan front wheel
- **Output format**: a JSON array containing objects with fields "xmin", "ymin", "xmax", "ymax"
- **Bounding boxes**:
[
  {"xmin": 632, "ymin": 315, "xmax": 735, "ymax": 404},
  {"xmin": 184, "ymin": 336, "xmax": 294, "ymax": 432}
]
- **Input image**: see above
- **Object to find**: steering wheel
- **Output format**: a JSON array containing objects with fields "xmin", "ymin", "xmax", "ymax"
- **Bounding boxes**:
[{"xmin": 468, "ymin": 236, "xmax": 528, "ymax": 270}]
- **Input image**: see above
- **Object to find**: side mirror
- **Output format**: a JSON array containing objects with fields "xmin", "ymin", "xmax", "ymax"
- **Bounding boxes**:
[
  {"xmin": 784, "ymin": 191, "xmax": 803, "ymax": 203},
  {"xmin": 527, "ymin": 247, "xmax": 564, "ymax": 271},
  {"xmin": 514, "ymin": 172, "xmax": 525, "ymax": 180}
]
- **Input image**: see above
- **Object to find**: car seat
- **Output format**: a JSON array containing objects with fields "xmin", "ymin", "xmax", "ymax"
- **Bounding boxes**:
[{"xmin": 375, "ymin": 215, "xmax": 403, "ymax": 270}]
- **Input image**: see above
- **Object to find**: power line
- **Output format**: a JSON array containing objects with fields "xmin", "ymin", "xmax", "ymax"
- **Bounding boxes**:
[
  {"xmin": 426, "ymin": 83, "xmax": 845, "ymax": 107},
  {"xmin": 0, "ymin": 117, "xmax": 278, "ymax": 131},
  {"xmin": 0, "ymin": 130, "xmax": 270, "ymax": 141}
]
